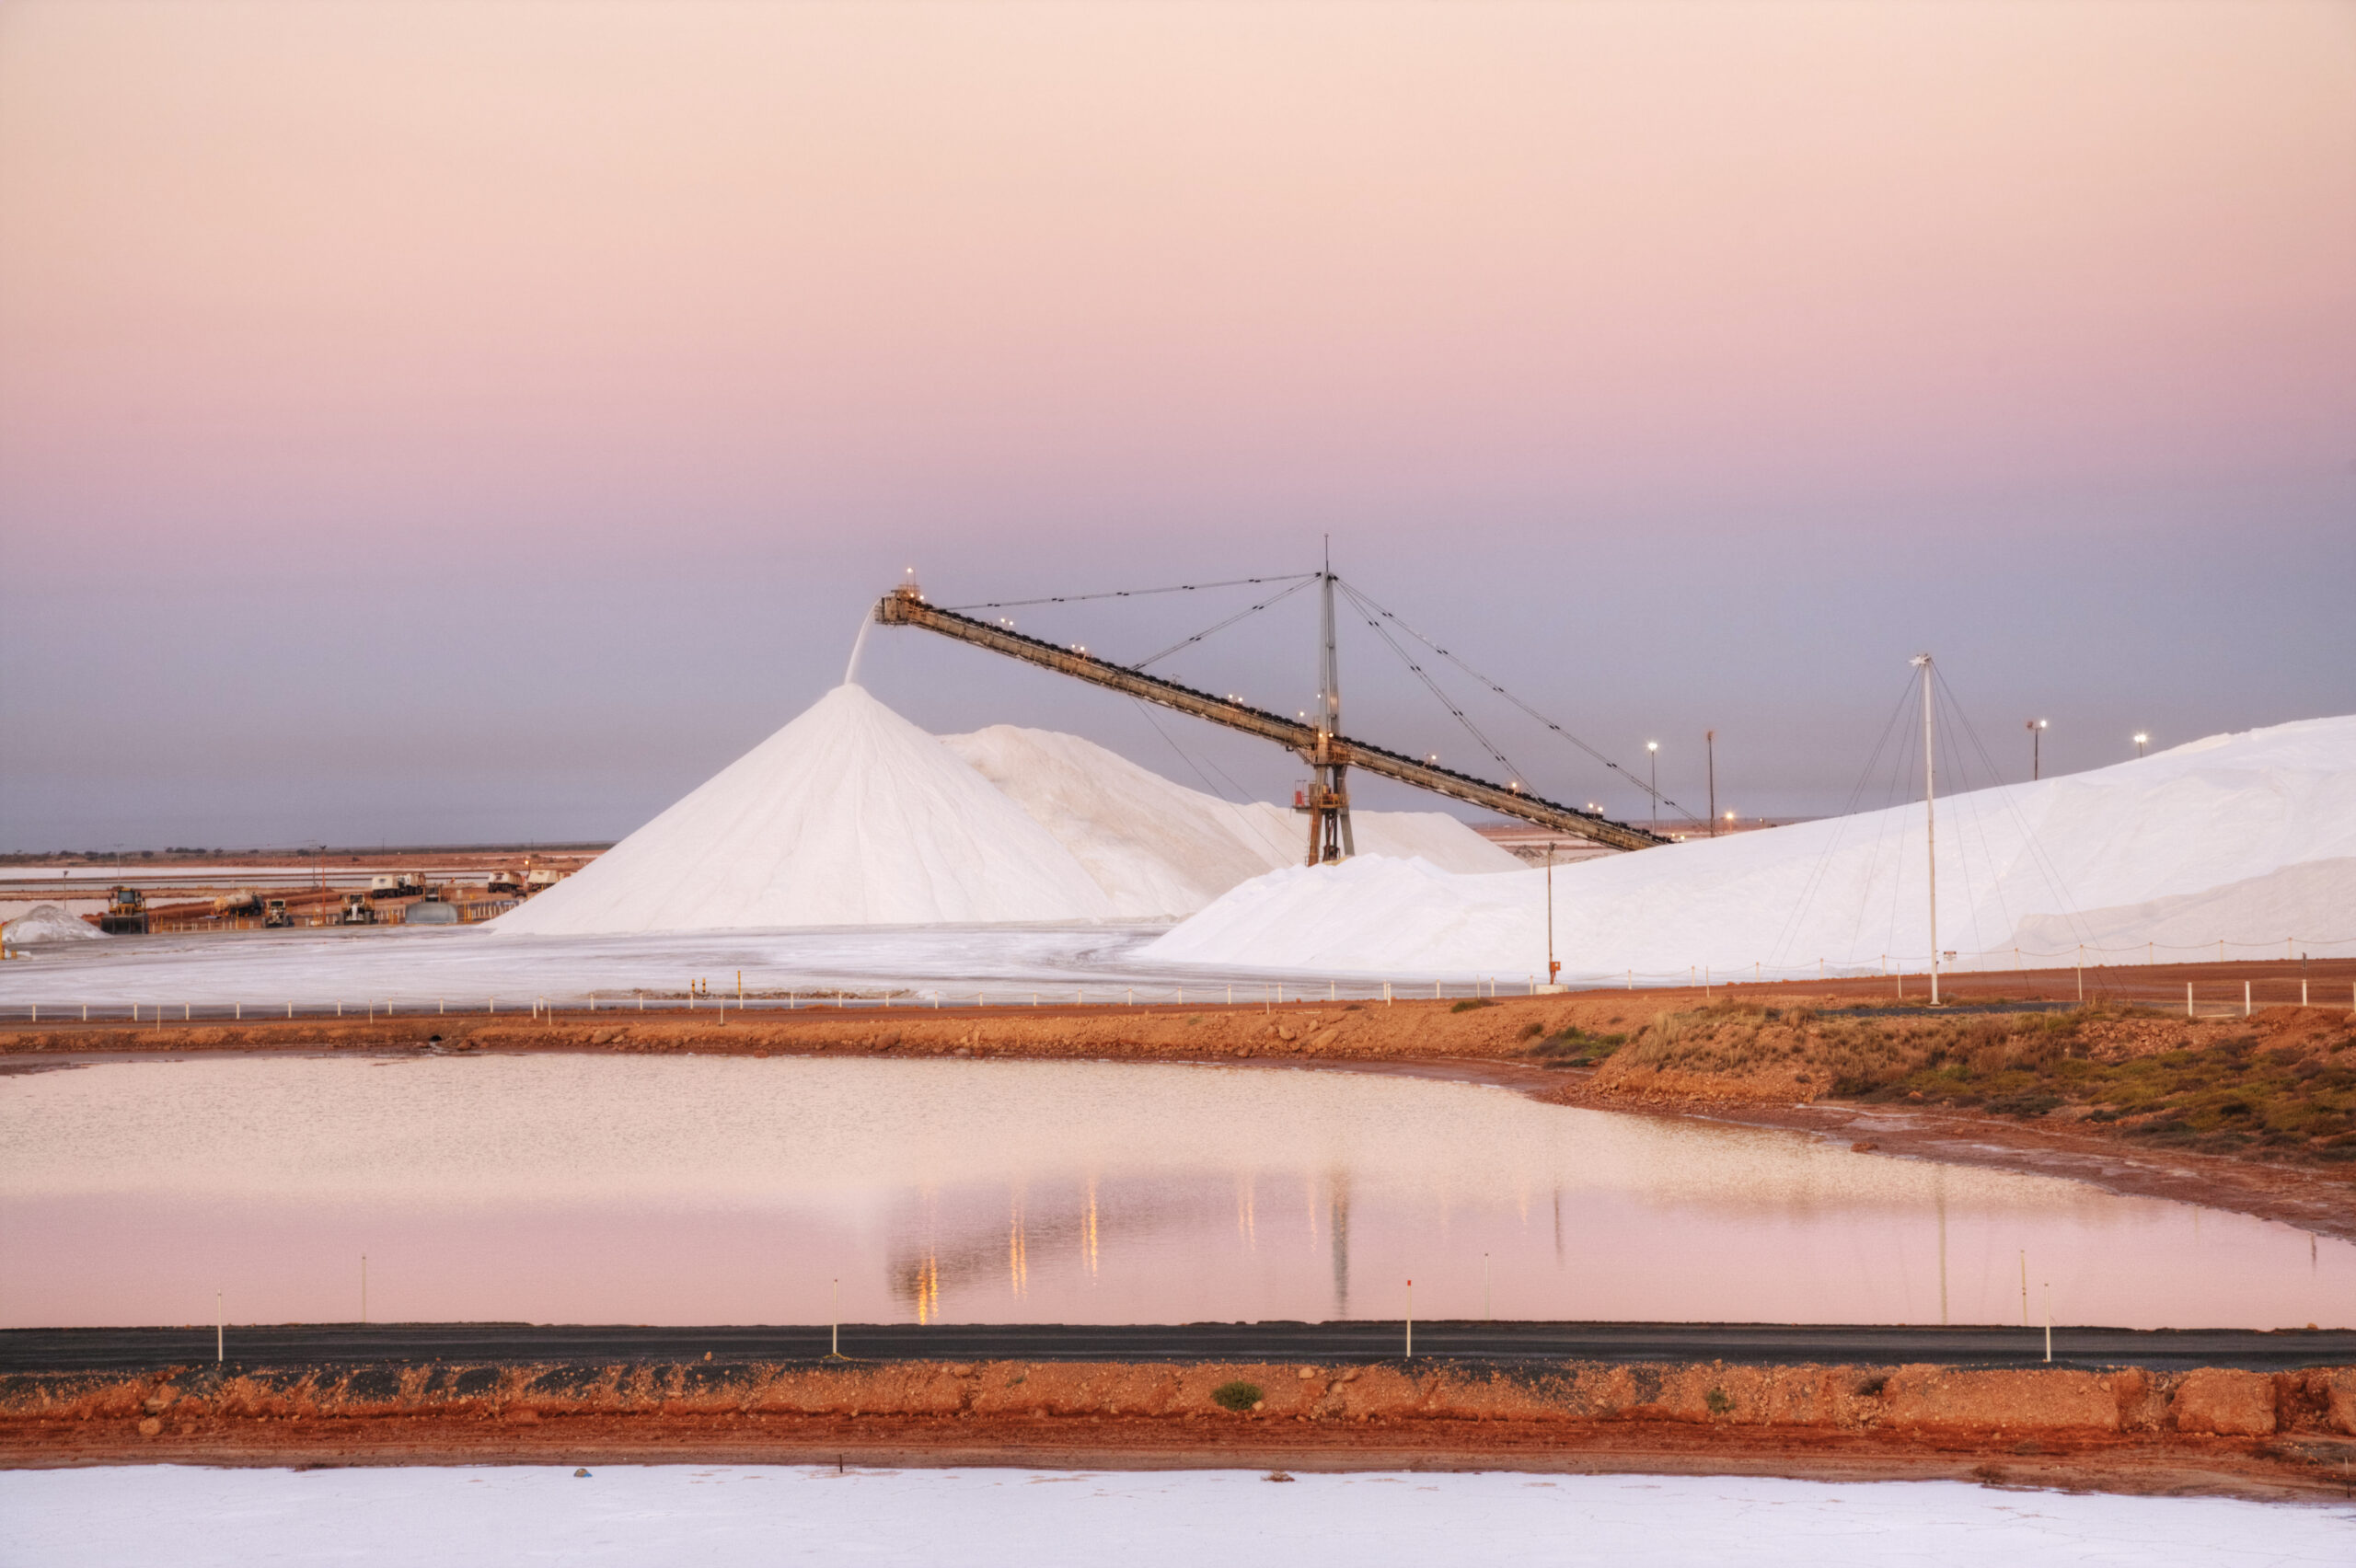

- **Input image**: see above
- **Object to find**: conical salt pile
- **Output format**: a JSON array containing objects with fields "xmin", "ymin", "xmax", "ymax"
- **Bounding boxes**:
[{"xmin": 496, "ymin": 685, "xmax": 1118, "ymax": 933}]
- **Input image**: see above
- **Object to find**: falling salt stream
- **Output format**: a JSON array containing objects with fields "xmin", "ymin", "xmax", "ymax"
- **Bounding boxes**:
[{"xmin": 3, "ymin": 1055, "xmax": 2348, "ymax": 1332}]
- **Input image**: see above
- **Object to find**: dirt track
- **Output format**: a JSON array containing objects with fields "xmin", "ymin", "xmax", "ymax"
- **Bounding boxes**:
[{"xmin": 10, "ymin": 1357, "xmax": 2354, "ymax": 1501}]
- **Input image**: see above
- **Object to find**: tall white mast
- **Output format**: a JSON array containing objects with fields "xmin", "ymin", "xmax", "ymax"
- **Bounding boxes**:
[{"xmin": 1912, "ymin": 653, "xmax": 1938, "ymax": 1006}]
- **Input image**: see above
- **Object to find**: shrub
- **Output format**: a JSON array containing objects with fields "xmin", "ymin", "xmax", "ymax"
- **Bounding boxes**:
[
  {"xmin": 1212, "ymin": 1380, "xmax": 1264, "ymax": 1412},
  {"xmin": 1450, "ymin": 998, "xmax": 1495, "ymax": 1013},
  {"xmin": 1704, "ymin": 1387, "xmax": 1734, "ymax": 1416}
]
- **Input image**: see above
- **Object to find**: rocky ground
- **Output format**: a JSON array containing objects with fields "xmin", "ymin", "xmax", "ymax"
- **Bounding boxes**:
[{"xmin": 7, "ymin": 1356, "xmax": 2353, "ymax": 1501}]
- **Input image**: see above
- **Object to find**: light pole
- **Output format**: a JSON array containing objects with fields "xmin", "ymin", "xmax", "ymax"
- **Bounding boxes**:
[
  {"xmin": 2027, "ymin": 719, "xmax": 2046, "ymax": 781},
  {"xmin": 2133, "ymin": 732, "xmax": 2149, "ymax": 759},
  {"xmin": 1705, "ymin": 731, "xmax": 1717, "ymax": 836},
  {"xmin": 1646, "ymin": 742, "xmax": 1658, "ymax": 834},
  {"xmin": 1544, "ymin": 842, "xmax": 1559, "ymax": 986}
]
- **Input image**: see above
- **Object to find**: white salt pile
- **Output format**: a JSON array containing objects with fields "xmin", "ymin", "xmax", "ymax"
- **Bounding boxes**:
[
  {"xmin": 944, "ymin": 723, "xmax": 1515, "ymax": 917},
  {"xmin": 499, "ymin": 685, "xmax": 1117, "ymax": 933},
  {"xmin": 499, "ymin": 685, "xmax": 1515, "ymax": 935},
  {"xmin": 1145, "ymin": 715, "xmax": 2356, "ymax": 980},
  {"xmin": 0, "ymin": 904, "xmax": 103, "ymax": 943}
]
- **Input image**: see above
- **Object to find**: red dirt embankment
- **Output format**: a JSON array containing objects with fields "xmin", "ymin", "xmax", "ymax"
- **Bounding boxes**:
[{"xmin": 10, "ymin": 1358, "xmax": 2354, "ymax": 1499}]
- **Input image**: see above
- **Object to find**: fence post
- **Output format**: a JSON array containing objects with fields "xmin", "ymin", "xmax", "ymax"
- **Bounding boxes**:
[
  {"xmin": 2186, "ymin": 982, "xmax": 2193, "ymax": 1019},
  {"xmin": 2244, "ymin": 980, "xmax": 2251, "ymax": 1018}
]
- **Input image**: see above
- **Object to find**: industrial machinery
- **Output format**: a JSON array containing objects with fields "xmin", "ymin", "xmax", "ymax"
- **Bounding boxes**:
[
  {"xmin": 340, "ymin": 893, "xmax": 376, "ymax": 925},
  {"xmin": 367, "ymin": 872, "xmax": 429, "ymax": 900},
  {"xmin": 263, "ymin": 898, "xmax": 294, "ymax": 928},
  {"xmin": 98, "ymin": 887, "xmax": 148, "ymax": 935},
  {"xmin": 524, "ymin": 869, "xmax": 567, "ymax": 894},
  {"xmin": 487, "ymin": 868, "xmax": 525, "ymax": 894},
  {"xmin": 874, "ymin": 569, "xmax": 1669, "ymax": 863},
  {"xmin": 212, "ymin": 889, "xmax": 262, "ymax": 917},
  {"xmin": 408, "ymin": 889, "xmax": 460, "ymax": 925}
]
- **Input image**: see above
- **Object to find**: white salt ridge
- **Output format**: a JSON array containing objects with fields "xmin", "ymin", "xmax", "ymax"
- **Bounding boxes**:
[
  {"xmin": 1146, "ymin": 714, "xmax": 2356, "ymax": 980},
  {"xmin": 498, "ymin": 685, "xmax": 1515, "ymax": 935},
  {"xmin": 944, "ymin": 723, "xmax": 1516, "ymax": 918},
  {"xmin": 0, "ymin": 903, "xmax": 103, "ymax": 943}
]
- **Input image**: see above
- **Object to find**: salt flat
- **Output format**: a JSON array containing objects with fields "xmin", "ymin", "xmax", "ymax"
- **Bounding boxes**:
[
  {"xmin": 4, "ymin": 1466, "xmax": 2347, "ymax": 1567},
  {"xmin": 0, "ymin": 922, "xmax": 1220, "ymax": 1009}
]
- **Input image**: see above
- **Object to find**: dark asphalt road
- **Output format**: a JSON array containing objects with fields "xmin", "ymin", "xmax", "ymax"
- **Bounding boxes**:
[{"xmin": 6, "ymin": 1321, "xmax": 2350, "ymax": 1375}]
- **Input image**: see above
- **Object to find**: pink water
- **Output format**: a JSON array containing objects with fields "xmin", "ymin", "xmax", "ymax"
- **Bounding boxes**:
[{"xmin": 3, "ymin": 1055, "xmax": 2348, "ymax": 1329}]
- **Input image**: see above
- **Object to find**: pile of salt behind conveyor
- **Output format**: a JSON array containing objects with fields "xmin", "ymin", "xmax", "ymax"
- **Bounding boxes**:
[
  {"xmin": 942, "ymin": 722, "xmax": 1515, "ymax": 918},
  {"xmin": 1143, "ymin": 713, "xmax": 2356, "ymax": 979},
  {"xmin": 496, "ymin": 683, "xmax": 1518, "ymax": 935}
]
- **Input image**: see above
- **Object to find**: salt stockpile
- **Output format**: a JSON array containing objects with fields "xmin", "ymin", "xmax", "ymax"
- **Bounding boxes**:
[
  {"xmin": 496, "ymin": 685, "xmax": 1117, "ymax": 933},
  {"xmin": 1144, "ymin": 715, "xmax": 2356, "ymax": 980},
  {"xmin": 0, "ymin": 904, "xmax": 104, "ymax": 943},
  {"xmin": 943, "ymin": 723, "xmax": 1517, "ymax": 918}
]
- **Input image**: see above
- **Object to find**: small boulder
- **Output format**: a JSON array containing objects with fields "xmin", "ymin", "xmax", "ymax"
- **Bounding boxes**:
[{"xmin": 2171, "ymin": 1369, "xmax": 2275, "ymax": 1435}]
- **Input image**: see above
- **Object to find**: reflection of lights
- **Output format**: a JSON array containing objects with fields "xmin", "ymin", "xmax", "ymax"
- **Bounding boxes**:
[
  {"xmin": 1237, "ymin": 1174, "xmax": 1257, "ymax": 1249},
  {"xmin": 1009, "ymin": 1193, "xmax": 1029, "ymax": 1297},
  {"xmin": 914, "ymin": 1252, "xmax": 941, "ymax": 1324},
  {"xmin": 1083, "ymin": 1177, "xmax": 1100, "ymax": 1277}
]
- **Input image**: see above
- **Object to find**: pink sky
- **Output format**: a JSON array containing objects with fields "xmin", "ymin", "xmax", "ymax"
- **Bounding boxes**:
[
  {"xmin": 2, "ymin": 3, "xmax": 2351, "ymax": 846},
  {"xmin": 6, "ymin": 2, "xmax": 2350, "ymax": 569}
]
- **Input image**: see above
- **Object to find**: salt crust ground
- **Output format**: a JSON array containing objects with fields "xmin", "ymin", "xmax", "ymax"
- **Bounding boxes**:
[
  {"xmin": 1147, "ymin": 716, "xmax": 2356, "ymax": 981},
  {"xmin": 3, "ymin": 1466, "xmax": 2348, "ymax": 1566},
  {"xmin": 0, "ymin": 924, "xmax": 1218, "ymax": 1008}
]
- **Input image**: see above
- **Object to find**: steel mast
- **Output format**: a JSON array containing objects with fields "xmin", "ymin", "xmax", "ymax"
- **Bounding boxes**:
[
  {"xmin": 1307, "ymin": 544, "xmax": 1355, "ymax": 866},
  {"xmin": 1913, "ymin": 652, "xmax": 1939, "ymax": 1006}
]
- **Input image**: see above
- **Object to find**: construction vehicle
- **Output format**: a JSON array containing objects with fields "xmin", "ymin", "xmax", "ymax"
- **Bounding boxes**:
[
  {"xmin": 367, "ymin": 873, "xmax": 429, "ymax": 900},
  {"xmin": 98, "ymin": 887, "xmax": 149, "ymax": 935},
  {"xmin": 524, "ymin": 869, "xmax": 567, "ymax": 894},
  {"xmin": 212, "ymin": 890, "xmax": 262, "ymax": 917},
  {"xmin": 340, "ymin": 893, "xmax": 376, "ymax": 925},
  {"xmin": 263, "ymin": 898, "xmax": 294, "ymax": 928},
  {"xmin": 487, "ymin": 868, "xmax": 525, "ymax": 894}
]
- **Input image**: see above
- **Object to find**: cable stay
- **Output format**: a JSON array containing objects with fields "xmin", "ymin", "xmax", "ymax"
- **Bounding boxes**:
[
  {"xmin": 1130, "ymin": 577, "xmax": 1317, "ymax": 672},
  {"xmin": 946, "ymin": 574, "xmax": 1317, "ymax": 613},
  {"xmin": 1335, "ymin": 577, "xmax": 1708, "ymax": 827},
  {"xmin": 1332, "ymin": 580, "xmax": 1530, "ymax": 790}
]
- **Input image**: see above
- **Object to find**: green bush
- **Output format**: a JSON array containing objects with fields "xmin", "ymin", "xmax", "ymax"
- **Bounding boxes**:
[
  {"xmin": 1212, "ymin": 1380, "xmax": 1264, "ymax": 1412},
  {"xmin": 1450, "ymin": 998, "xmax": 1495, "ymax": 1013}
]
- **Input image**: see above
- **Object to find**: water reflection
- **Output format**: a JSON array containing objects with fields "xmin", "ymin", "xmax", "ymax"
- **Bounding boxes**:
[{"xmin": 2, "ymin": 1055, "xmax": 2350, "ymax": 1331}]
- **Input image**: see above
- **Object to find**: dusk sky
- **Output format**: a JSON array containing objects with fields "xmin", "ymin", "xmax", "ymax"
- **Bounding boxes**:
[{"xmin": 4, "ymin": 1, "xmax": 2351, "ymax": 850}]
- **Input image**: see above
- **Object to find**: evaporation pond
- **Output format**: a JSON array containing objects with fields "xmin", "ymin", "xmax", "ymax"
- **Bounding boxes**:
[{"xmin": 2, "ymin": 1055, "xmax": 2347, "ymax": 1329}]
